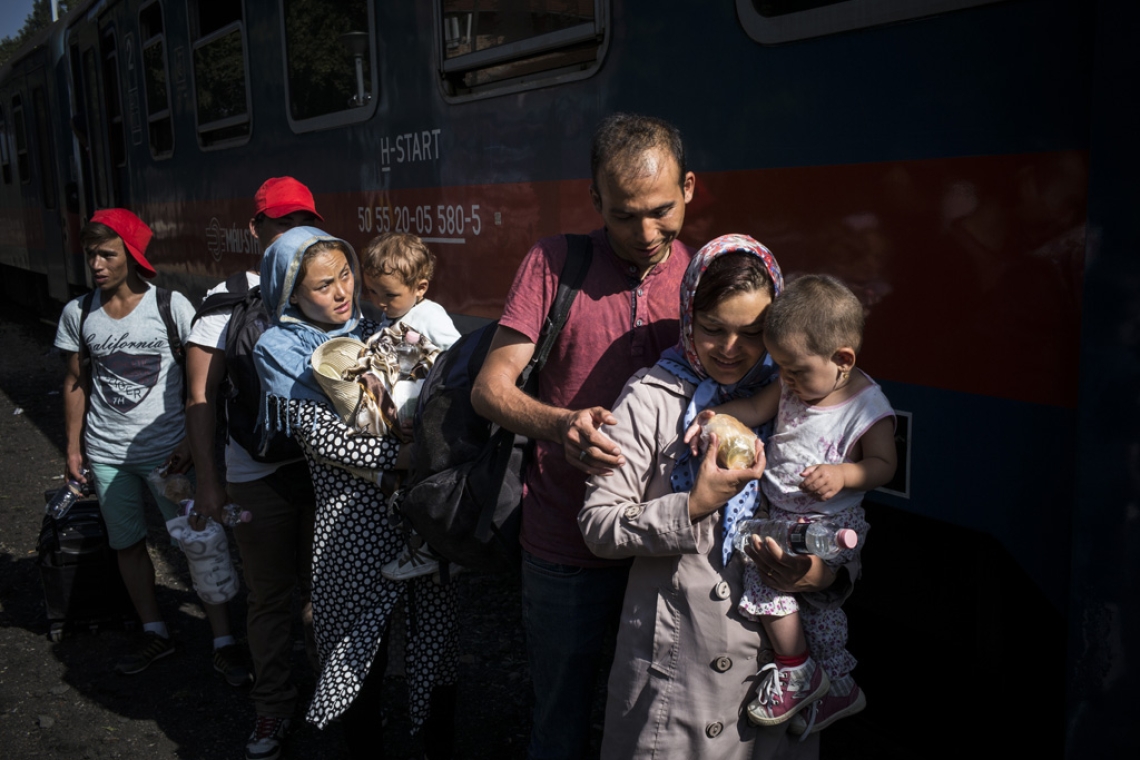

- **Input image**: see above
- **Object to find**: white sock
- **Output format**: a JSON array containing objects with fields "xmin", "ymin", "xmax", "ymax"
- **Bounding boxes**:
[
  {"xmin": 213, "ymin": 635, "xmax": 236, "ymax": 650},
  {"xmin": 830, "ymin": 673, "xmax": 855, "ymax": 696},
  {"xmin": 143, "ymin": 622, "xmax": 169, "ymax": 639}
]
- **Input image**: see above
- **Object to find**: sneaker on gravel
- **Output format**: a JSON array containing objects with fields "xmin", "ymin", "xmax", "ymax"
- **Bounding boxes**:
[
  {"xmin": 382, "ymin": 537, "xmax": 442, "ymax": 581},
  {"xmin": 789, "ymin": 678, "xmax": 866, "ymax": 736},
  {"xmin": 746, "ymin": 659, "xmax": 830, "ymax": 727},
  {"xmin": 115, "ymin": 632, "xmax": 175, "ymax": 675},
  {"xmin": 214, "ymin": 643, "xmax": 253, "ymax": 687},
  {"xmin": 246, "ymin": 715, "xmax": 291, "ymax": 760}
]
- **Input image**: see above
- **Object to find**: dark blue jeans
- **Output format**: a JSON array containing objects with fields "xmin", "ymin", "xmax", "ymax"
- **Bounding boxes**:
[{"xmin": 521, "ymin": 551, "xmax": 630, "ymax": 760}]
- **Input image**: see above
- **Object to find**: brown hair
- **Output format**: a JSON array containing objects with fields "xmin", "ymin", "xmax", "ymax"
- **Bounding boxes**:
[
  {"xmin": 693, "ymin": 252, "xmax": 777, "ymax": 315},
  {"xmin": 590, "ymin": 112, "xmax": 687, "ymax": 188},
  {"xmin": 360, "ymin": 232, "xmax": 435, "ymax": 286},
  {"xmin": 80, "ymin": 221, "xmax": 122, "ymax": 253},
  {"xmin": 764, "ymin": 274, "xmax": 865, "ymax": 355},
  {"xmin": 297, "ymin": 239, "xmax": 351, "ymax": 283}
]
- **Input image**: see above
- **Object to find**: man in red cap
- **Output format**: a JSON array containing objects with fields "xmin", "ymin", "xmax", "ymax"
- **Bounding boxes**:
[
  {"xmin": 54, "ymin": 209, "xmax": 248, "ymax": 681},
  {"xmin": 185, "ymin": 177, "xmax": 321, "ymax": 760}
]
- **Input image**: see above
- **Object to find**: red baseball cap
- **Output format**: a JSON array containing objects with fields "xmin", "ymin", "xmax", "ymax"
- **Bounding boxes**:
[
  {"xmin": 90, "ymin": 208, "xmax": 156, "ymax": 278},
  {"xmin": 253, "ymin": 177, "xmax": 323, "ymax": 221}
]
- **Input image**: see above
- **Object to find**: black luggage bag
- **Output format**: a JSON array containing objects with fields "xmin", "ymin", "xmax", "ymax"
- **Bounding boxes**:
[{"xmin": 38, "ymin": 494, "xmax": 136, "ymax": 641}]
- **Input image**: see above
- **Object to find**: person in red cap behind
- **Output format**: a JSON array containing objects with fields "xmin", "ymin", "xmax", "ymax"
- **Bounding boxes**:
[
  {"xmin": 53, "ymin": 209, "xmax": 247, "ymax": 680},
  {"xmin": 185, "ymin": 178, "xmax": 321, "ymax": 760}
]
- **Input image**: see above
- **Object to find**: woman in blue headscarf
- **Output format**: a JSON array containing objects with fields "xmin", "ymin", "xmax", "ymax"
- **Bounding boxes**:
[
  {"xmin": 253, "ymin": 226, "xmax": 457, "ymax": 758},
  {"xmin": 579, "ymin": 235, "xmax": 841, "ymax": 760}
]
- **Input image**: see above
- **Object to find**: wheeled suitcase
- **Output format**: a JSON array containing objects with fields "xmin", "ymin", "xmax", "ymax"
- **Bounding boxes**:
[{"xmin": 38, "ymin": 494, "xmax": 136, "ymax": 641}]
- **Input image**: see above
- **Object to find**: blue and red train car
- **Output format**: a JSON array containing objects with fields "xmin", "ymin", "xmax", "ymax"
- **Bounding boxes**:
[{"xmin": 1, "ymin": 1, "xmax": 1136, "ymax": 755}]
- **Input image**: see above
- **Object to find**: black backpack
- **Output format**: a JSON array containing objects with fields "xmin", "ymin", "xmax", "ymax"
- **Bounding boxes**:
[
  {"xmin": 193, "ymin": 273, "xmax": 303, "ymax": 463},
  {"xmin": 400, "ymin": 234, "xmax": 593, "ymax": 574}
]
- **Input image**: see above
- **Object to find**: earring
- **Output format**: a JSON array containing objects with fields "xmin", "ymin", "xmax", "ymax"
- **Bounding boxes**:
[{"xmin": 841, "ymin": 370, "xmax": 850, "ymax": 381}]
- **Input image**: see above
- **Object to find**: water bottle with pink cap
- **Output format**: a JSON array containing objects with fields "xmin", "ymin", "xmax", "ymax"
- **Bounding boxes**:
[{"xmin": 732, "ymin": 516, "xmax": 859, "ymax": 561}]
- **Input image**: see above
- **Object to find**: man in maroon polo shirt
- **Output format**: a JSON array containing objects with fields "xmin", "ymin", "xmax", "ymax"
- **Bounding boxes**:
[{"xmin": 472, "ymin": 113, "xmax": 696, "ymax": 760}]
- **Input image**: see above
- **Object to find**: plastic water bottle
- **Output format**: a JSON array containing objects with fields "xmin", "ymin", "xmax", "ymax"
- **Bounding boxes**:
[
  {"xmin": 221, "ymin": 503, "xmax": 253, "ymax": 526},
  {"xmin": 45, "ymin": 470, "xmax": 92, "ymax": 520},
  {"xmin": 732, "ymin": 517, "xmax": 859, "ymax": 561},
  {"xmin": 166, "ymin": 501, "xmax": 240, "ymax": 604},
  {"xmin": 179, "ymin": 499, "xmax": 252, "ymax": 527},
  {"xmin": 396, "ymin": 331, "xmax": 421, "ymax": 378}
]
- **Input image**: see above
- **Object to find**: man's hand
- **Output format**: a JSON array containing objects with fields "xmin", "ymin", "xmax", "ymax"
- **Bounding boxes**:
[
  {"xmin": 561, "ymin": 407, "xmax": 623, "ymax": 475},
  {"xmin": 165, "ymin": 438, "xmax": 194, "ymax": 475},
  {"xmin": 800, "ymin": 463, "xmax": 845, "ymax": 501},
  {"xmin": 65, "ymin": 450, "xmax": 88, "ymax": 484},
  {"xmin": 191, "ymin": 476, "xmax": 229, "ymax": 528}
]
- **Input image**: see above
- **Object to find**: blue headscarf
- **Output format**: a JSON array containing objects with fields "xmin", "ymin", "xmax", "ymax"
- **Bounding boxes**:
[
  {"xmin": 253, "ymin": 226, "xmax": 362, "ymax": 415},
  {"xmin": 657, "ymin": 234, "xmax": 784, "ymax": 566}
]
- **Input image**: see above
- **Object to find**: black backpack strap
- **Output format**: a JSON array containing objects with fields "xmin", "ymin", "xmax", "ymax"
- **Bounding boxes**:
[
  {"xmin": 522, "ymin": 233, "xmax": 593, "ymax": 385},
  {"xmin": 77, "ymin": 290, "xmax": 96, "ymax": 368},
  {"xmin": 193, "ymin": 271, "xmax": 250, "ymax": 325},
  {"xmin": 156, "ymin": 287, "xmax": 186, "ymax": 368}
]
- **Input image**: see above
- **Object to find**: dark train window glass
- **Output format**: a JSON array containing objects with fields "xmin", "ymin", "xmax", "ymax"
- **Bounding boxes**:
[
  {"xmin": 438, "ymin": 0, "xmax": 606, "ymax": 100},
  {"xmin": 751, "ymin": 0, "xmax": 847, "ymax": 16},
  {"xmin": 189, "ymin": 0, "xmax": 251, "ymax": 148},
  {"xmin": 100, "ymin": 30, "xmax": 126, "ymax": 168},
  {"xmin": 82, "ymin": 47, "xmax": 111, "ymax": 208},
  {"xmin": 194, "ymin": 3, "xmax": 243, "ymax": 38},
  {"xmin": 194, "ymin": 29, "xmax": 248, "ymax": 125},
  {"xmin": 282, "ymin": 0, "xmax": 374, "ymax": 125},
  {"xmin": 139, "ymin": 1, "xmax": 163, "ymax": 38},
  {"xmin": 140, "ymin": 1, "xmax": 174, "ymax": 158},
  {"xmin": 32, "ymin": 87, "xmax": 58, "ymax": 209},
  {"xmin": 736, "ymin": 0, "xmax": 1008, "ymax": 44},
  {"xmin": 0, "ymin": 106, "xmax": 10, "ymax": 184},
  {"xmin": 12, "ymin": 96, "xmax": 29, "ymax": 183}
]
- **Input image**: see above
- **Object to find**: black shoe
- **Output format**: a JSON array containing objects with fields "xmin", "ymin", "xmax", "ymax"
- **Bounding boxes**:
[
  {"xmin": 214, "ymin": 643, "xmax": 253, "ymax": 687},
  {"xmin": 115, "ymin": 632, "xmax": 175, "ymax": 675}
]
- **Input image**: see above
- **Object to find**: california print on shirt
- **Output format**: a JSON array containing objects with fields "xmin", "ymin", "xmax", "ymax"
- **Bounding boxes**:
[{"xmin": 94, "ymin": 346, "xmax": 162, "ymax": 412}]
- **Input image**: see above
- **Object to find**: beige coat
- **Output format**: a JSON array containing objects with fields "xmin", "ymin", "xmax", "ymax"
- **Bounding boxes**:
[{"xmin": 581, "ymin": 365, "xmax": 818, "ymax": 760}]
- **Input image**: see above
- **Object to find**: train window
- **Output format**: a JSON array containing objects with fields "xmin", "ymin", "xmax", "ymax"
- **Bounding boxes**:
[
  {"xmin": 32, "ymin": 87, "xmax": 58, "ymax": 209},
  {"xmin": 139, "ymin": 1, "xmax": 174, "ymax": 159},
  {"xmin": 188, "ymin": 1, "xmax": 252, "ymax": 148},
  {"xmin": 12, "ymin": 96, "xmax": 29, "ymax": 184},
  {"xmin": 437, "ymin": 0, "xmax": 608, "ymax": 101},
  {"xmin": 737, "ymin": 0, "xmax": 1008, "ymax": 44},
  {"xmin": 280, "ymin": 0, "xmax": 377, "ymax": 132},
  {"xmin": 100, "ymin": 30, "xmax": 127, "ymax": 169},
  {"xmin": 0, "ymin": 106, "xmax": 10, "ymax": 184}
]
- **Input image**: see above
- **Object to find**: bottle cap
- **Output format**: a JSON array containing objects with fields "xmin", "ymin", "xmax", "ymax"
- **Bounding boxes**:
[{"xmin": 836, "ymin": 528, "xmax": 859, "ymax": 550}]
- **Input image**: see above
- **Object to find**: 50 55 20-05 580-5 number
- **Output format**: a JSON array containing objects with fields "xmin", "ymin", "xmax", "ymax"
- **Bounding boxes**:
[{"xmin": 356, "ymin": 204, "xmax": 482, "ymax": 237}]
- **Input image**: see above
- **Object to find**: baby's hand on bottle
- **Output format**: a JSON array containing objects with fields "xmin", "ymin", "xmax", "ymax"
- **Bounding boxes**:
[
  {"xmin": 683, "ymin": 410, "xmax": 716, "ymax": 456},
  {"xmin": 800, "ymin": 464, "xmax": 844, "ymax": 501}
]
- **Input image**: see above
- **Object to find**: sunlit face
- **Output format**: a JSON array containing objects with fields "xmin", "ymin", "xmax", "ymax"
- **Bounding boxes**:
[
  {"xmin": 86, "ymin": 237, "xmax": 133, "ymax": 292},
  {"xmin": 592, "ymin": 148, "xmax": 695, "ymax": 277},
  {"xmin": 692, "ymin": 288, "xmax": 772, "ymax": 385},
  {"xmin": 765, "ymin": 334, "xmax": 848, "ymax": 405},
  {"xmin": 250, "ymin": 211, "xmax": 320, "ymax": 244},
  {"xmin": 289, "ymin": 248, "xmax": 354, "ymax": 331},
  {"xmin": 362, "ymin": 271, "xmax": 427, "ymax": 321}
]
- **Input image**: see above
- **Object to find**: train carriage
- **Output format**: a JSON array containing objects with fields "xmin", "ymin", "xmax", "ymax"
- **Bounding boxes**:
[{"xmin": 1, "ymin": 1, "xmax": 1136, "ymax": 756}]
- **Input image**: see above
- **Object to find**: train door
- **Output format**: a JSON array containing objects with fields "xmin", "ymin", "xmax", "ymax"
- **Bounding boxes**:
[
  {"xmin": 68, "ymin": 5, "xmax": 130, "ymax": 221},
  {"xmin": 30, "ymin": 74, "xmax": 67, "ymax": 302}
]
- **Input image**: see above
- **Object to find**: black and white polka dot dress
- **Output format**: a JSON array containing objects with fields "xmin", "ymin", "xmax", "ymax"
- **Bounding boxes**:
[{"xmin": 273, "ymin": 397, "xmax": 458, "ymax": 730}]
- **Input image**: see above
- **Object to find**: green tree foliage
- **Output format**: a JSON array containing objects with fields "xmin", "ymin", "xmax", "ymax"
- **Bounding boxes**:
[
  {"xmin": 284, "ymin": 0, "xmax": 370, "ymax": 120},
  {"xmin": 0, "ymin": 1, "xmax": 72, "ymax": 69}
]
